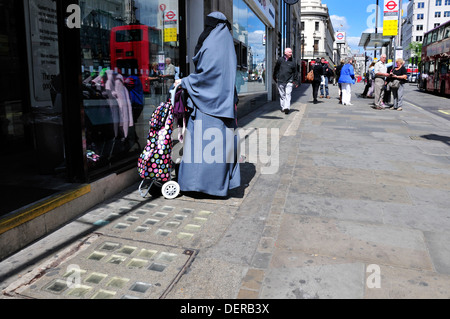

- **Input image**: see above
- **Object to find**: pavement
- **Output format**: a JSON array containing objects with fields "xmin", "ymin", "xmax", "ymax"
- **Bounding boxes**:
[{"xmin": 1, "ymin": 82, "xmax": 450, "ymax": 301}]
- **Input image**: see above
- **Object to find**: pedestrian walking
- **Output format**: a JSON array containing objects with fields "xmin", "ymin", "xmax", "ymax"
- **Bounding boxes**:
[
  {"xmin": 373, "ymin": 54, "xmax": 390, "ymax": 109},
  {"xmin": 273, "ymin": 47, "xmax": 299, "ymax": 114},
  {"xmin": 362, "ymin": 62, "xmax": 376, "ymax": 97},
  {"xmin": 174, "ymin": 12, "xmax": 241, "ymax": 197},
  {"xmin": 338, "ymin": 57, "xmax": 356, "ymax": 106},
  {"xmin": 366, "ymin": 62, "xmax": 376, "ymax": 98},
  {"xmin": 335, "ymin": 60, "xmax": 344, "ymax": 103},
  {"xmin": 384, "ymin": 62, "xmax": 394, "ymax": 106},
  {"xmin": 389, "ymin": 58, "xmax": 408, "ymax": 111},
  {"xmin": 311, "ymin": 58, "xmax": 323, "ymax": 104},
  {"xmin": 320, "ymin": 57, "xmax": 333, "ymax": 99}
]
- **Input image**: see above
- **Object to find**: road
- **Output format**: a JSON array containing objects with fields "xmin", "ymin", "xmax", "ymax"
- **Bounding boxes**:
[{"xmin": 402, "ymin": 82, "xmax": 450, "ymax": 120}]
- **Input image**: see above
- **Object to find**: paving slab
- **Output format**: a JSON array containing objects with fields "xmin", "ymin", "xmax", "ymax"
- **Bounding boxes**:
[{"xmin": 275, "ymin": 214, "xmax": 434, "ymax": 271}]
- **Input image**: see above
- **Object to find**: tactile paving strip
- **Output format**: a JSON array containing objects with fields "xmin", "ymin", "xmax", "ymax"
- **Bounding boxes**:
[{"xmin": 17, "ymin": 235, "xmax": 195, "ymax": 299}]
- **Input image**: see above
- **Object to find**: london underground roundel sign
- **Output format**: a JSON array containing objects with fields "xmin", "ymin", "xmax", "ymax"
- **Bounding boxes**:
[
  {"xmin": 385, "ymin": 1, "xmax": 397, "ymax": 11},
  {"xmin": 166, "ymin": 11, "xmax": 176, "ymax": 20}
]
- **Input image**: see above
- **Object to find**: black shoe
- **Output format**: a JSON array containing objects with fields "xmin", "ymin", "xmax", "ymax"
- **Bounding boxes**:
[{"xmin": 284, "ymin": 109, "xmax": 289, "ymax": 114}]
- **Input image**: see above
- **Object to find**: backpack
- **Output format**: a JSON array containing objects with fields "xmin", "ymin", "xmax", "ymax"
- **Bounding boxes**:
[{"xmin": 306, "ymin": 70, "xmax": 314, "ymax": 82}]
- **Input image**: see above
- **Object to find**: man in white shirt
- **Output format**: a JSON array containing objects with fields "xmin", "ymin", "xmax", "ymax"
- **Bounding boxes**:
[{"xmin": 373, "ymin": 54, "xmax": 390, "ymax": 109}]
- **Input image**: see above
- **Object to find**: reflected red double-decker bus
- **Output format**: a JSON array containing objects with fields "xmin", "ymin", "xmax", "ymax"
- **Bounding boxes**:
[
  {"xmin": 110, "ymin": 25, "xmax": 162, "ymax": 93},
  {"xmin": 419, "ymin": 20, "xmax": 450, "ymax": 95}
]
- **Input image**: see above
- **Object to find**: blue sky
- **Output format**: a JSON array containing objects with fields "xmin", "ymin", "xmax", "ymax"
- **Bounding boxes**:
[{"xmin": 324, "ymin": 0, "xmax": 408, "ymax": 51}]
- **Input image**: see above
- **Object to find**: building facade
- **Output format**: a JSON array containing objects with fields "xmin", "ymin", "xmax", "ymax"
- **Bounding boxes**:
[
  {"xmin": 300, "ymin": 0, "xmax": 336, "ymax": 66},
  {"xmin": 402, "ymin": 0, "xmax": 450, "ymax": 62},
  {"xmin": 1, "ymin": 0, "xmax": 308, "ymax": 257}
]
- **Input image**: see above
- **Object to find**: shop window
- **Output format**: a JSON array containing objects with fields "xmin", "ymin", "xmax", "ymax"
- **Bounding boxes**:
[
  {"xmin": 233, "ymin": 0, "xmax": 267, "ymax": 94},
  {"xmin": 80, "ymin": 0, "xmax": 180, "ymax": 176}
]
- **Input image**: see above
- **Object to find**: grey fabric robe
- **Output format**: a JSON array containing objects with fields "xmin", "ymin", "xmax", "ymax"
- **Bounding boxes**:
[{"xmin": 178, "ymin": 12, "xmax": 241, "ymax": 197}]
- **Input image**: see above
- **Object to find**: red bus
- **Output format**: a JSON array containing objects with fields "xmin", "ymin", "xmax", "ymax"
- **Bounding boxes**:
[
  {"xmin": 110, "ymin": 25, "xmax": 162, "ymax": 93},
  {"xmin": 419, "ymin": 20, "xmax": 450, "ymax": 95}
]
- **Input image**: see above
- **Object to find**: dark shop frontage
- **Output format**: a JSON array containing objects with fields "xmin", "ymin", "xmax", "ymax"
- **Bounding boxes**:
[
  {"xmin": 0, "ymin": 0, "xmax": 278, "ymax": 259},
  {"xmin": 0, "ymin": 0, "xmax": 187, "ymax": 218}
]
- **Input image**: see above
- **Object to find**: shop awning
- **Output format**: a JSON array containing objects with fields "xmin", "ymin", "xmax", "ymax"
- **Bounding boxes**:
[{"xmin": 359, "ymin": 33, "xmax": 393, "ymax": 49}]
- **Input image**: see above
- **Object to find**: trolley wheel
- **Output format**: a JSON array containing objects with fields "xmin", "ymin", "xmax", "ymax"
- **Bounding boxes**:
[{"xmin": 161, "ymin": 181, "xmax": 180, "ymax": 199}]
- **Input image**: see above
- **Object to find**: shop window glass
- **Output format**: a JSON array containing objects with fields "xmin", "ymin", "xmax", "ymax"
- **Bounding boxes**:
[
  {"xmin": 80, "ymin": 0, "xmax": 180, "ymax": 175},
  {"xmin": 233, "ymin": 0, "xmax": 267, "ymax": 94},
  {"xmin": 23, "ymin": 0, "xmax": 65, "ymax": 175}
]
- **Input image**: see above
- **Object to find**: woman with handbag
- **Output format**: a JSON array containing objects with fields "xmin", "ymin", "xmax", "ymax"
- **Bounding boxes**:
[
  {"xmin": 389, "ymin": 58, "xmax": 408, "ymax": 111},
  {"xmin": 311, "ymin": 58, "xmax": 323, "ymax": 104}
]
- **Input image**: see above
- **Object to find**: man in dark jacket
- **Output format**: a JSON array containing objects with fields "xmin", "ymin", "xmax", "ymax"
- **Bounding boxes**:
[
  {"xmin": 335, "ymin": 60, "xmax": 344, "ymax": 103},
  {"xmin": 311, "ymin": 58, "xmax": 324, "ymax": 104},
  {"xmin": 320, "ymin": 57, "xmax": 333, "ymax": 99},
  {"xmin": 273, "ymin": 48, "xmax": 299, "ymax": 114}
]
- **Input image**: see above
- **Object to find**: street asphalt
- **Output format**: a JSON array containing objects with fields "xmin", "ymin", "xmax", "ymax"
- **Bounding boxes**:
[{"xmin": 1, "ymin": 82, "xmax": 450, "ymax": 301}]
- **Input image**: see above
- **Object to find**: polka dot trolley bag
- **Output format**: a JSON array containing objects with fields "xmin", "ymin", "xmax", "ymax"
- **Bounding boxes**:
[{"xmin": 137, "ymin": 101, "xmax": 174, "ymax": 182}]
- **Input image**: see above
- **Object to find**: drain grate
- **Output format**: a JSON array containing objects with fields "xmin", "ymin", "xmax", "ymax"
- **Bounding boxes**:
[{"xmin": 12, "ymin": 236, "xmax": 196, "ymax": 299}]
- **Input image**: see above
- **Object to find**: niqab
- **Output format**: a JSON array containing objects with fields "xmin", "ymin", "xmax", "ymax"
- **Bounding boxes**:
[{"xmin": 181, "ymin": 12, "xmax": 236, "ymax": 120}]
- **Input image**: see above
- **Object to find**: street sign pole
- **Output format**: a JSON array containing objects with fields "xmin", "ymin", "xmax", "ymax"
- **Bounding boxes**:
[{"xmin": 395, "ymin": 0, "xmax": 403, "ymax": 62}]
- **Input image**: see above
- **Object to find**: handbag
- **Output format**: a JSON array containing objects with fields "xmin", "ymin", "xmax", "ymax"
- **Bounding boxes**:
[
  {"xmin": 389, "ymin": 79, "xmax": 401, "ymax": 89},
  {"xmin": 306, "ymin": 70, "xmax": 314, "ymax": 82}
]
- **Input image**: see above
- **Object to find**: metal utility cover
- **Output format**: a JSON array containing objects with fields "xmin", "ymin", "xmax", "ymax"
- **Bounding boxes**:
[{"xmin": 10, "ymin": 235, "xmax": 196, "ymax": 299}]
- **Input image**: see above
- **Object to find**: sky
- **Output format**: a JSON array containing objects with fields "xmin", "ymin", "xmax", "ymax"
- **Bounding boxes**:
[{"xmin": 323, "ymin": 0, "xmax": 409, "ymax": 52}]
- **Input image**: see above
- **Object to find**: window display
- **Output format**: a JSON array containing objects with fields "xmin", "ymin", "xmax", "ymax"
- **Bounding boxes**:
[{"xmin": 80, "ymin": 0, "xmax": 180, "ymax": 175}]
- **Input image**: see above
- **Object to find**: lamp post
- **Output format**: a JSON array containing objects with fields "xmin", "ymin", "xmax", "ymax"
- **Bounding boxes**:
[
  {"xmin": 375, "ymin": 0, "xmax": 379, "ymax": 59},
  {"xmin": 395, "ymin": 0, "xmax": 403, "ymax": 62}
]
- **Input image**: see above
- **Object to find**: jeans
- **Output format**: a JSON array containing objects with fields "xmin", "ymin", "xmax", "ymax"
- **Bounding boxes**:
[{"xmin": 320, "ymin": 77, "xmax": 329, "ymax": 96}]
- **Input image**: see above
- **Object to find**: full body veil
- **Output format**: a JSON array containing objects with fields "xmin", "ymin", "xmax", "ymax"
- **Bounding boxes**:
[{"xmin": 178, "ymin": 12, "xmax": 241, "ymax": 197}]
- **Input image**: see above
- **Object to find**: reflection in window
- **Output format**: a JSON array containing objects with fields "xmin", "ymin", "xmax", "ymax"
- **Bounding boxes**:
[
  {"xmin": 80, "ymin": 0, "xmax": 180, "ymax": 175},
  {"xmin": 233, "ymin": 0, "xmax": 267, "ymax": 94},
  {"xmin": 115, "ymin": 29, "xmax": 143, "ymax": 42}
]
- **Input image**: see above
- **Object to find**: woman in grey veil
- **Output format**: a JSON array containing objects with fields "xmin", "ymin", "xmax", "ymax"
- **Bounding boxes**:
[{"xmin": 175, "ymin": 12, "xmax": 241, "ymax": 197}]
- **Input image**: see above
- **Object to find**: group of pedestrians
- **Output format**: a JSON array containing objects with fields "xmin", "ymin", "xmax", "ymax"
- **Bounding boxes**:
[
  {"xmin": 309, "ymin": 57, "xmax": 335, "ymax": 104},
  {"xmin": 272, "ymin": 49, "xmax": 407, "ymax": 112},
  {"xmin": 309, "ymin": 57, "xmax": 356, "ymax": 105},
  {"xmin": 371, "ymin": 54, "xmax": 407, "ymax": 111}
]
